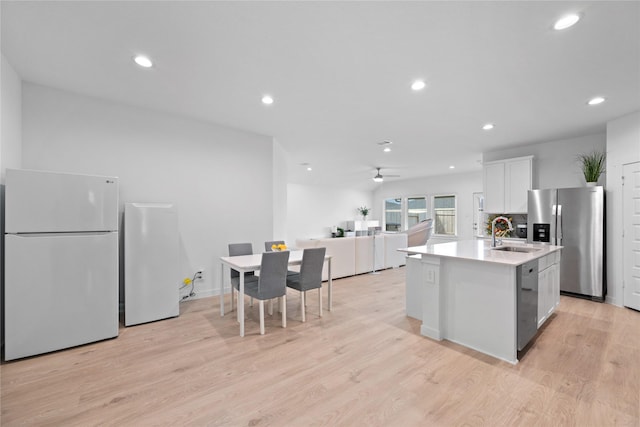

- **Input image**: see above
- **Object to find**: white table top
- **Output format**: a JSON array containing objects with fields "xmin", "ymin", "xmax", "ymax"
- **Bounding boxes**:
[
  {"xmin": 220, "ymin": 250, "xmax": 331, "ymax": 270},
  {"xmin": 399, "ymin": 240, "xmax": 562, "ymax": 266}
]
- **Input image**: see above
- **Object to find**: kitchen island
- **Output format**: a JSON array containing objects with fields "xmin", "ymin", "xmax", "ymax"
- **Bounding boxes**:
[{"xmin": 400, "ymin": 240, "xmax": 562, "ymax": 364}]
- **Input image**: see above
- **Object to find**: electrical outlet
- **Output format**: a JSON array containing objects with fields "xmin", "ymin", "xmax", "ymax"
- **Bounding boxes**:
[{"xmin": 196, "ymin": 269, "xmax": 204, "ymax": 280}]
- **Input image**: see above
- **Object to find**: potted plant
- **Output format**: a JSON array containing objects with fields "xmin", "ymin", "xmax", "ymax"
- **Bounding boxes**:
[
  {"xmin": 577, "ymin": 151, "xmax": 606, "ymax": 186},
  {"xmin": 357, "ymin": 206, "xmax": 370, "ymax": 221}
]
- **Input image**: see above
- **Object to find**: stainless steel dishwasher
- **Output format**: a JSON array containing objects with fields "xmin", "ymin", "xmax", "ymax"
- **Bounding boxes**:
[{"xmin": 517, "ymin": 259, "xmax": 538, "ymax": 351}]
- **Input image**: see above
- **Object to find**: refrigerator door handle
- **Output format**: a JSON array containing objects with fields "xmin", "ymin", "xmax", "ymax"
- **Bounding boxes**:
[
  {"xmin": 557, "ymin": 204, "xmax": 562, "ymax": 245},
  {"xmin": 551, "ymin": 204, "xmax": 557, "ymax": 245}
]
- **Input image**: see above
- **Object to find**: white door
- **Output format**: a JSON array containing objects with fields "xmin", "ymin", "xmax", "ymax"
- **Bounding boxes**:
[
  {"xmin": 472, "ymin": 192, "xmax": 484, "ymax": 237},
  {"xmin": 4, "ymin": 232, "xmax": 119, "ymax": 360},
  {"xmin": 5, "ymin": 169, "xmax": 119, "ymax": 233},
  {"xmin": 623, "ymin": 162, "xmax": 640, "ymax": 311},
  {"xmin": 483, "ymin": 162, "xmax": 505, "ymax": 213},
  {"xmin": 125, "ymin": 203, "xmax": 180, "ymax": 326},
  {"xmin": 505, "ymin": 158, "xmax": 532, "ymax": 213}
]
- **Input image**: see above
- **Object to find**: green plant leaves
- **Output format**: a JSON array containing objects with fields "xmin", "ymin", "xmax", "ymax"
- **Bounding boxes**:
[{"xmin": 577, "ymin": 151, "xmax": 606, "ymax": 182}]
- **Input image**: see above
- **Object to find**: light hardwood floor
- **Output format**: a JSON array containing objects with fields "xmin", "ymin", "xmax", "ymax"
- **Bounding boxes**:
[{"xmin": 1, "ymin": 267, "xmax": 639, "ymax": 426}]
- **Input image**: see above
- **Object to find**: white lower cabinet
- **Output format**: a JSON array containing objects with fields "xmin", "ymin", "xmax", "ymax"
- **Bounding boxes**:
[{"xmin": 537, "ymin": 252, "xmax": 560, "ymax": 328}]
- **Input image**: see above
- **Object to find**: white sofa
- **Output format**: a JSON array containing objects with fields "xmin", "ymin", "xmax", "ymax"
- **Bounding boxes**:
[{"xmin": 295, "ymin": 233, "xmax": 408, "ymax": 280}]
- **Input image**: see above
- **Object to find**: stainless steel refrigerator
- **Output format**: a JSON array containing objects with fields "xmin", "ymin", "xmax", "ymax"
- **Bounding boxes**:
[{"xmin": 527, "ymin": 186, "xmax": 605, "ymax": 301}]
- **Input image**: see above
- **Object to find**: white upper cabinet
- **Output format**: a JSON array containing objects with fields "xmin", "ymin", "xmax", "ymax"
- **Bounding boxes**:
[
  {"xmin": 483, "ymin": 162, "xmax": 506, "ymax": 213},
  {"xmin": 483, "ymin": 156, "xmax": 533, "ymax": 214}
]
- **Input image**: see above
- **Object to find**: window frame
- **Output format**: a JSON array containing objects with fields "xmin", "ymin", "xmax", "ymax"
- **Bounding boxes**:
[
  {"xmin": 383, "ymin": 197, "xmax": 403, "ymax": 232},
  {"xmin": 432, "ymin": 194, "xmax": 457, "ymax": 236},
  {"xmin": 405, "ymin": 195, "xmax": 429, "ymax": 231}
]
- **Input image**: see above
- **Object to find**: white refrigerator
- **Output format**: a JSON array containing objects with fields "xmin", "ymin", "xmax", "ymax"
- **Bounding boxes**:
[
  {"xmin": 4, "ymin": 169, "xmax": 119, "ymax": 360},
  {"xmin": 124, "ymin": 203, "xmax": 179, "ymax": 326}
]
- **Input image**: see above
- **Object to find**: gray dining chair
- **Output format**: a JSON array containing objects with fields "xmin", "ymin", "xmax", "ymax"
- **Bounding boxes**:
[
  {"xmin": 243, "ymin": 250, "xmax": 290, "ymax": 334},
  {"xmin": 228, "ymin": 243, "xmax": 254, "ymax": 312},
  {"xmin": 286, "ymin": 247, "xmax": 326, "ymax": 322},
  {"xmin": 265, "ymin": 239, "xmax": 298, "ymax": 273},
  {"xmin": 264, "ymin": 240, "xmax": 285, "ymax": 252}
]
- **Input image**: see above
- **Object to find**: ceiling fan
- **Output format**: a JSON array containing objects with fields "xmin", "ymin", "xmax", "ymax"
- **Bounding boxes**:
[{"xmin": 372, "ymin": 167, "xmax": 400, "ymax": 182}]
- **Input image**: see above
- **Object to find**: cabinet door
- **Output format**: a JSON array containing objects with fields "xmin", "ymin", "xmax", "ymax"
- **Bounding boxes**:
[
  {"xmin": 537, "ymin": 268, "xmax": 548, "ymax": 328},
  {"xmin": 505, "ymin": 158, "xmax": 532, "ymax": 213},
  {"xmin": 504, "ymin": 159, "xmax": 531, "ymax": 213},
  {"xmin": 483, "ymin": 162, "xmax": 505, "ymax": 213},
  {"xmin": 551, "ymin": 262, "xmax": 560, "ymax": 309}
]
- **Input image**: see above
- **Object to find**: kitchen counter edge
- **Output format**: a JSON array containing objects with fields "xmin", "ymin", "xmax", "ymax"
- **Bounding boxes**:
[{"xmin": 399, "ymin": 240, "xmax": 562, "ymax": 266}]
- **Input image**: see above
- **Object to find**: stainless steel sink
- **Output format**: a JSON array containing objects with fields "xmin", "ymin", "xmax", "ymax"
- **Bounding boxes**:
[{"xmin": 491, "ymin": 246, "xmax": 542, "ymax": 253}]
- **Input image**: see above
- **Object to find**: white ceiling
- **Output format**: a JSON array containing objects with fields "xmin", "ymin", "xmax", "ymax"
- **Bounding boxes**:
[{"xmin": 2, "ymin": 1, "xmax": 639, "ymax": 191}]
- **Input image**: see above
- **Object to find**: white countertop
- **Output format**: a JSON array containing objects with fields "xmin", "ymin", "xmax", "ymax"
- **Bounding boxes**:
[{"xmin": 399, "ymin": 239, "xmax": 562, "ymax": 266}]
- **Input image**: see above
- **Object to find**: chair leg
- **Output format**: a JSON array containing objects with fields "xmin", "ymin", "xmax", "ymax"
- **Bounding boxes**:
[
  {"xmin": 231, "ymin": 286, "xmax": 235, "ymax": 311},
  {"xmin": 304, "ymin": 291, "xmax": 307, "ymax": 307},
  {"xmin": 318, "ymin": 287, "xmax": 323, "ymax": 318},
  {"xmin": 301, "ymin": 291, "xmax": 306, "ymax": 323},
  {"xmin": 269, "ymin": 299, "xmax": 274, "ymax": 316},
  {"xmin": 250, "ymin": 297, "xmax": 254, "ymax": 307},
  {"xmin": 282, "ymin": 295, "xmax": 287, "ymax": 328},
  {"xmin": 259, "ymin": 300, "xmax": 265, "ymax": 335}
]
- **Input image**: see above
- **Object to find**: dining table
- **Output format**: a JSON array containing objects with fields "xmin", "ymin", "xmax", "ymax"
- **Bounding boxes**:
[{"xmin": 219, "ymin": 250, "xmax": 333, "ymax": 337}]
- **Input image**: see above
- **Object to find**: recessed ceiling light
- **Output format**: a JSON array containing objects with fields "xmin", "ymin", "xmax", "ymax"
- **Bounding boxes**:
[
  {"xmin": 307, "ymin": 167, "xmax": 312, "ymax": 171},
  {"xmin": 554, "ymin": 14, "xmax": 580, "ymax": 30},
  {"xmin": 411, "ymin": 80, "xmax": 426, "ymax": 91},
  {"xmin": 449, "ymin": 165, "xmax": 455, "ymax": 169},
  {"xmin": 482, "ymin": 123, "xmax": 495, "ymax": 130},
  {"xmin": 383, "ymin": 147, "xmax": 391, "ymax": 152},
  {"xmin": 262, "ymin": 95, "xmax": 274, "ymax": 105},
  {"xmin": 133, "ymin": 55, "xmax": 153, "ymax": 68},
  {"xmin": 587, "ymin": 96, "xmax": 606, "ymax": 106}
]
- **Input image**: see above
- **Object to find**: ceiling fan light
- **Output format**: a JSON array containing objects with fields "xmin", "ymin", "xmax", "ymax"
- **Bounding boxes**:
[{"xmin": 373, "ymin": 176, "xmax": 384, "ymax": 183}]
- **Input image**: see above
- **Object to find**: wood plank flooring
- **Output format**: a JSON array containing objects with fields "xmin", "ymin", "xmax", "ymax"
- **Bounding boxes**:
[{"xmin": 1, "ymin": 267, "xmax": 639, "ymax": 426}]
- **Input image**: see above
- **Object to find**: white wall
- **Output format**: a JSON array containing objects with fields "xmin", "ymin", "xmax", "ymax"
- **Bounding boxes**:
[
  {"xmin": 1, "ymin": 54, "xmax": 22, "ymax": 182},
  {"xmin": 272, "ymin": 139, "xmax": 288, "ymax": 241},
  {"xmin": 287, "ymin": 183, "xmax": 372, "ymax": 241},
  {"xmin": 483, "ymin": 133, "xmax": 607, "ymax": 189},
  {"xmin": 22, "ymin": 83, "xmax": 276, "ymax": 299},
  {"xmin": 372, "ymin": 171, "xmax": 484, "ymax": 243},
  {"xmin": 606, "ymin": 110, "xmax": 640, "ymax": 307}
]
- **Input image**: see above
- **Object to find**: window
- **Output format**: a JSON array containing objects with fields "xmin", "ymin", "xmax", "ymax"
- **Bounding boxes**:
[
  {"xmin": 407, "ymin": 197, "xmax": 428, "ymax": 229},
  {"xmin": 434, "ymin": 195, "xmax": 456, "ymax": 235},
  {"xmin": 384, "ymin": 198, "xmax": 402, "ymax": 231}
]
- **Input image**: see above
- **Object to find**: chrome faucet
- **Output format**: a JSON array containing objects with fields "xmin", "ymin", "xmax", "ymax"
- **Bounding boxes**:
[{"xmin": 491, "ymin": 216, "xmax": 513, "ymax": 247}]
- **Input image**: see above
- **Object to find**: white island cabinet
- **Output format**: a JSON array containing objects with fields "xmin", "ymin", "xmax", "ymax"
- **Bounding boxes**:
[
  {"xmin": 537, "ymin": 251, "xmax": 561, "ymax": 328},
  {"xmin": 401, "ymin": 240, "xmax": 562, "ymax": 364}
]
